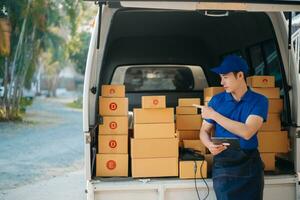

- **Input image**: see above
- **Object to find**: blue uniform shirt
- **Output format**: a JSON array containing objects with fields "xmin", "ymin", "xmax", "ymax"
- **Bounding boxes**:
[{"xmin": 205, "ymin": 89, "xmax": 269, "ymax": 149}]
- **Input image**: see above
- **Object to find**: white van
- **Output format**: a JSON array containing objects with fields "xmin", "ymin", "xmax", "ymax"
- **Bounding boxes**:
[{"xmin": 83, "ymin": 1, "xmax": 300, "ymax": 199}]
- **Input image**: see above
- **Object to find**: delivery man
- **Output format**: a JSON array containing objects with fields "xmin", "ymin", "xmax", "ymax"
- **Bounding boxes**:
[{"xmin": 199, "ymin": 55, "xmax": 268, "ymax": 200}]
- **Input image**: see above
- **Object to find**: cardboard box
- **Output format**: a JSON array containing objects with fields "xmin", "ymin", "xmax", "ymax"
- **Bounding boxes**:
[
  {"xmin": 176, "ymin": 115, "xmax": 202, "ymax": 130},
  {"xmin": 134, "ymin": 123, "xmax": 175, "ymax": 139},
  {"xmin": 204, "ymin": 87, "xmax": 224, "ymax": 99},
  {"xmin": 177, "ymin": 130, "xmax": 199, "ymax": 141},
  {"xmin": 260, "ymin": 114, "xmax": 281, "ymax": 131},
  {"xmin": 176, "ymin": 107, "xmax": 198, "ymax": 115},
  {"xmin": 96, "ymin": 154, "xmax": 128, "ymax": 177},
  {"xmin": 257, "ymin": 131, "xmax": 289, "ymax": 153},
  {"xmin": 183, "ymin": 140, "xmax": 206, "ymax": 154},
  {"xmin": 101, "ymin": 85, "xmax": 125, "ymax": 97},
  {"xmin": 142, "ymin": 96, "xmax": 166, "ymax": 109},
  {"xmin": 269, "ymin": 99, "xmax": 283, "ymax": 113},
  {"xmin": 247, "ymin": 76, "xmax": 275, "ymax": 88},
  {"xmin": 178, "ymin": 98, "xmax": 201, "ymax": 107},
  {"xmin": 99, "ymin": 116, "xmax": 128, "ymax": 135},
  {"xmin": 132, "ymin": 157, "xmax": 178, "ymax": 178},
  {"xmin": 204, "ymin": 101, "xmax": 209, "ymax": 106},
  {"xmin": 179, "ymin": 160, "xmax": 207, "ymax": 179},
  {"xmin": 131, "ymin": 138, "xmax": 178, "ymax": 158},
  {"xmin": 134, "ymin": 108, "xmax": 174, "ymax": 124},
  {"xmin": 99, "ymin": 97, "xmax": 128, "ymax": 116},
  {"xmin": 251, "ymin": 88, "xmax": 280, "ymax": 99},
  {"xmin": 260, "ymin": 153, "xmax": 275, "ymax": 171},
  {"xmin": 98, "ymin": 135, "xmax": 128, "ymax": 154}
]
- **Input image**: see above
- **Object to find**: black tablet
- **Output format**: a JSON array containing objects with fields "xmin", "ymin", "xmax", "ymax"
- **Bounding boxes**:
[{"xmin": 211, "ymin": 137, "xmax": 240, "ymax": 149}]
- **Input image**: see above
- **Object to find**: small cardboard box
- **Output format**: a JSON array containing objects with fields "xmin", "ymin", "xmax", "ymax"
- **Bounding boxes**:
[
  {"xmin": 183, "ymin": 140, "xmax": 206, "ymax": 154},
  {"xmin": 134, "ymin": 108, "xmax": 174, "ymax": 124},
  {"xmin": 99, "ymin": 97, "xmax": 128, "ymax": 116},
  {"xmin": 178, "ymin": 98, "xmax": 201, "ymax": 107},
  {"xmin": 99, "ymin": 116, "xmax": 128, "ymax": 135},
  {"xmin": 204, "ymin": 87, "xmax": 224, "ymax": 99},
  {"xmin": 251, "ymin": 88, "xmax": 280, "ymax": 99},
  {"xmin": 260, "ymin": 114, "xmax": 281, "ymax": 131},
  {"xmin": 176, "ymin": 107, "xmax": 198, "ymax": 115},
  {"xmin": 98, "ymin": 135, "xmax": 128, "ymax": 154},
  {"xmin": 177, "ymin": 130, "xmax": 199, "ymax": 141},
  {"xmin": 246, "ymin": 76, "xmax": 275, "ymax": 88},
  {"xmin": 257, "ymin": 131, "xmax": 289, "ymax": 153},
  {"xmin": 131, "ymin": 138, "xmax": 178, "ymax": 158},
  {"xmin": 260, "ymin": 153, "xmax": 275, "ymax": 171},
  {"xmin": 132, "ymin": 157, "xmax": 178, "ymax": 178},
  {"xmin": 101, "ymin": 85, "xmax": 125, "ymax": 97},
  {"xmin": 142, "ymin": 96, "xmax": 166, "ymax": 109},
  {"xmin": 134, "ymin": 123, "xmax": 175, "ymax": 139},
  {"xmin": 179, "ymin": 160, "xmax": 207, "ymax": 179},
  {"xmin": 96, "ymin": 154, "xmax": 128, "ymax": 177},
  {"xmin": 268, "ymin": 99, "xmax": 283, "ymax": 113},
  {"xmin": 176, "ymin": 115, "xmax": 202, "ymax": 130}
]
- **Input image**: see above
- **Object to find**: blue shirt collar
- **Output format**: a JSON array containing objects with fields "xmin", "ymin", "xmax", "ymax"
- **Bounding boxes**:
[{"xmin": 225, "ymin": 89, "xmax": 252, "ymax": 102}]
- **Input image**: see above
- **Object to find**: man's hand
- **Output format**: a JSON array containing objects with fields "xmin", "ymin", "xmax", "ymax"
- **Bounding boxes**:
[
  {"xmin": 207, "ymin": 142, "xmax": 227, "ymax": 155},
  {"xmin": 194, "ymin": 105, "xmax": 217, "ymax": 120}
]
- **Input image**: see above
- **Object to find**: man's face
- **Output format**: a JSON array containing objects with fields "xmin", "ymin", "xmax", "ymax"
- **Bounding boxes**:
[{"xmin": 220, "ymin": 72, "xmax": 244, "ymax": 93}]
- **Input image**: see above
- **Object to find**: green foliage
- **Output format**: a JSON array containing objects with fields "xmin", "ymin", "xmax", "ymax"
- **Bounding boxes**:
[{"xmin": 66, "ymin": 96, "xmax": 82, "ymax": 109}]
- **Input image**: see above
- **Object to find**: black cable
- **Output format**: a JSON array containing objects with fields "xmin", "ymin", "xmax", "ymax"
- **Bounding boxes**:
[{"xmin": 194, "ymin": 160, "xmax": 209, "ymax": 200}]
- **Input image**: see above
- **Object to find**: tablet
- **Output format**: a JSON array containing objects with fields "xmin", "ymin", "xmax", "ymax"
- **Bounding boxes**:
[{"xmin": 211, "ymin": 137, "xmax": 240, "ymax": 149}]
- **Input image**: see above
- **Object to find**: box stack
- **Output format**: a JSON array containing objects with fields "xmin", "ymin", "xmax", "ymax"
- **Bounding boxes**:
[
  {"xmin": 247, "ymin": 76, "xmax": 289, "ymax": 171},
  {"xmin": 131, "ymin": 96, "xmax": 178, "ymax": 178},
  {"xmin": 204, "ymin": 87, "xmax": 225, "ymax": 106},
  {"xmin": 96, "ymin": 85, "xmax": 129, "ymax": 177}
]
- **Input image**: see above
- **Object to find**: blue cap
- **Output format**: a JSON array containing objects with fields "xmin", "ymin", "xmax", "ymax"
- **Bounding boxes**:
[{"xmin": 211, "ymin": 55, "xmax": 249, "ymax": 75}]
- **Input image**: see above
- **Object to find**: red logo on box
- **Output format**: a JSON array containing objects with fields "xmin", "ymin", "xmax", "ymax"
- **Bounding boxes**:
[
  {"xmin": 262, "ymin": 79, "xmax": 268, "ymax": 83},
  {"xmin": 109, "ymin": 88, "xmax": 115, "ymax": 94},
  {"xmin": 109, "ymin": 140, "xmax": 117, "ymax": 148},
  {"xmin": 109, "ymin": 121, "xmax": 117, "ymax": 129},
  {"xmin": 106, "ymin": 160, "xmax": 116, "ymax": 170},
  {"xmin": 109, "ymin": 102, "xmax": 117, "ymax": 110},
  {"xmin": 153, "ymin": 99, "xmax": 159, "ymax": 105}
]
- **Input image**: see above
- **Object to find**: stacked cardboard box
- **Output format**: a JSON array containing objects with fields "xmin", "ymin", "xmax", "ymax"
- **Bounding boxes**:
[
  {"xmin": 247, "ymin": 76, "xmax": 288, "ymax": 171},
  {"xmin": 131, "ymin": 96, "xmax": 178, "ymax": 178},
  {"xmin": 96, "ymin": 85, "xmax": 129, "ymax": 177},
  {"xmin": 204, "ymin": 87, "xmax": 225, "ymax": 106}
]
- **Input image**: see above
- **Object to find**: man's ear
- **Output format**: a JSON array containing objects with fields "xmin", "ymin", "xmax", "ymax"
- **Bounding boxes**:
[{"xmin": 238, "ymin": 72, "xmax": 244, "ymax": 79}]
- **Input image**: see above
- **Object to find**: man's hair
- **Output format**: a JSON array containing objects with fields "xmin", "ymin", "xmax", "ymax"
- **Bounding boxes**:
[{"xmin": 233, "ymin": 71, "xmax": 247, "ymax": 81}]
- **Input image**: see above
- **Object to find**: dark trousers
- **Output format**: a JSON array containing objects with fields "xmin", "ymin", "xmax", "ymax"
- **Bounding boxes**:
[{"xmin": 212, "ymin": 149, "xmax": 264, "ymax": 200}]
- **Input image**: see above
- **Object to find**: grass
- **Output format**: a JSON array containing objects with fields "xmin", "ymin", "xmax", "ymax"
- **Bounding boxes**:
[{"xmin": 66, "ymin": 97, "xmax": 82, "ymax": 109}]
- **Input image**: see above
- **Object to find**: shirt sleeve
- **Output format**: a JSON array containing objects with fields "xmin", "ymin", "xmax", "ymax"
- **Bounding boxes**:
[
  {"xmin": 249, "ymin": 96, "xmax": 268, "ymax": 122},
  {"xmin": 204, "ymin": 96, "xmax": 217, "ymax": 125}
]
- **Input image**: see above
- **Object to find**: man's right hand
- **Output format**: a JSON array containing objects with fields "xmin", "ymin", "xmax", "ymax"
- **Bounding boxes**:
[{"xmin": 207, "ymin": 142, "xmax": 227, "ymax": 155}]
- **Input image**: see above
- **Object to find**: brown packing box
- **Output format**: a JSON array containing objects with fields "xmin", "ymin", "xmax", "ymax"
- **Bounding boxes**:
[
  {"xmin": 142, "ymin": 96, "xmax": 166, "ymax": 109},
  {"xmin": 260, "ymin": 114, "xmax": 281, "ymax": 131},
  {"xmin": 99, "ymin": 97, "xmax": 128, "ymax": 116},
  {"xmin": 176, "ymin": 115, "xmax": 202, "ymax": 130},
  {"xmin": 101, "ymin": 85, "xmax": 125, "ymax": 98},
  {"xmin": 204, "ymin": 101, "xmax": 209, "ymax": 106},
  {"xmin": 257, "ymin": 131, "xmax": 289, "ymax": 153},
  {"xmin": 178, "ymin": 98, "xmax": 201, "ymax": 107},
  {"xmin": 204, "ymin": 87, "xmax": 224, "ymax": 99},
  {"xmin": 134, "ymin": 123, "xmax": 175, "ymax": 139},
  {"xmin": 96, "ymin": 154, "xmax": 128, "ymax": 177},
  {"xmin": 99, "ymin": 116, "xmax": 128, "ymax": 135},
  {"xmin": 260, "ymin": 153, "xmax": 275, "ymax": 171},
  {"xmin": 251, "ymin": 88, "xmax": 280, "ymax": 99},
  {"xmin": 98, "ymin": 135, "xmax": 128, "ymax": 154},
  {"xmin": 177, "ymin": 130, "xmax": 199, "ymax": 141},
  {"xmin": 131, "ymin": 138, "xmax": 178, "ymax": 158},
  {"xmin": 183, "ymin": 140, "xmax": 206, "ymax": 154},
  {"xmin": 269, "ymin": 99, "xmax": 283, "ymax": 113},
  {"xmin": 134, "ymin": 108, "xmax": 174, "ymax": 124},
  {"xmin": 176, "ymin": 107, "xmax": 198, "ymax": 115},
  {"xmin": 179, "ymin": 161, "xmax": 207, "ymax": 179},
  {"xmin": 132, "ymin": 157, "xmax": 178, "ymax": 178},
  {"xmin": 246, "ymin": 76, "xmax": 275, "ymax": 88}
]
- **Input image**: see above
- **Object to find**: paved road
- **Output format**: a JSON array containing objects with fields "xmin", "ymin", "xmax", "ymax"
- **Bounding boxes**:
[{"xmin": 0, "ymin": 96, "xmax": 84, "ymax": 200}]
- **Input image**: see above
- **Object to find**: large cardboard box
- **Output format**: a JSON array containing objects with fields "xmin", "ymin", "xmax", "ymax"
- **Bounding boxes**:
[
  {"xmin": 251, "ymin": 88, "xmax": 280, "ymax": 99},
  {"xmin": 96, "ymin": 154, "xmax": 128, "ymax": 177},
  {"xmin": 99, "ymin": 97, "xmax": 128, "ymax": 116},
  {"xmin": 204, "ymin": 87, "xmax": 224, "ymax": 99},
  {"xmin": 260, "ymin": 153, "xmax": 275, "ymax": 171},
  {"xmin": 257, "ymin": 131, "xmax": 289, "ymax": 153},
  {"xmin": 183, "ymin": 140, "xmax": 206, "ymax": 154},
  {"xmin": 134, "ymin": 123, "xmax": 175, "ymax": 139},
  {"xmin": 142, "ymin": 96, "xmax": 166, "ymax": 109},
  {"xmin": 176, "ymin": 106, "xmax": 198, "ymax": 115},
  {"xmin": 134, "ymin": 108, "xmax": 174, "ymax": 124},
  {"xmin": 268, "ymin": 99, "xmax": 283, "ymax": 113},
  {"xmin": 176, "ymin": 115, "xmax": 202, "ymax": 130},
  {"xmin": 179, "ymin": 160, "xmax": 207, "ymax": 179},
  {"xmin": 178, "ymin": 98, "xmax": 201, "ymax": 107},
  {"xmin": 260, "ymin": 114, "xmax": 281, "ymax": 131},
  {"xmin": 246, "ymin": 76, "xmax": 275, "ymax": 88},
  {"xmin": 98, "ymin": 135, "xmax": 128, "ymax": 154},
  {"xmin": 99, "ymin": 116, "xmax": 128, "ymax": 135},
  {"xmin": 132, "ymin": 157, "xmax": 178, "ymax": 178},
  {"xmin": 131, "ymin": 138, "xmax": 178, "ymax": 158},
  {"xmin": 101, "ymin": 85, "xmax": 125, "ymax": 97},
  {"xmin": 177, "ymin": 130, "xmax": 199, "ymax": 141}
]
